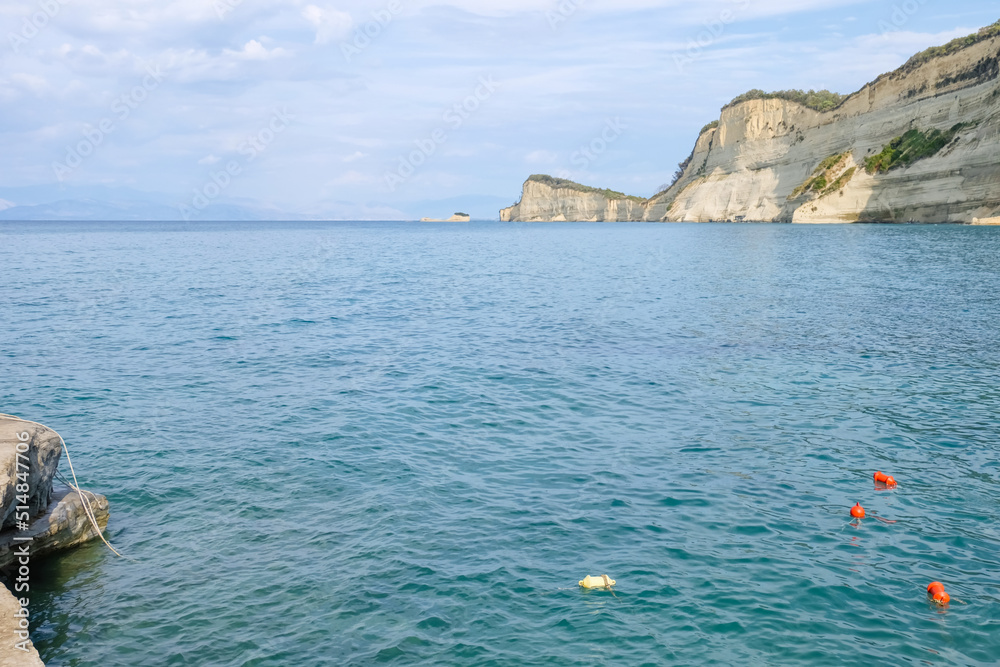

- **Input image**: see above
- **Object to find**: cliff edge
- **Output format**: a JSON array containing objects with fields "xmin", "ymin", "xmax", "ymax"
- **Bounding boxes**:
[{"xmin": 504, "ymin": 22, "xmax": 1000, "ymax": 224}]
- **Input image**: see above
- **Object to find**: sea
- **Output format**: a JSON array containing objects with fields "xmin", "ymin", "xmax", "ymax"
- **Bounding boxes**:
[{"xmin": 2, "ymin": 220, "xmax": 999, "ymax": 666}]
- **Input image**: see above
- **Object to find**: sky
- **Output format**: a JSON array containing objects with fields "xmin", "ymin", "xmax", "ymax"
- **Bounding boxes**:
[{"xmin": 0, "ymin": 0, "xmax": 997, "ymax": 219}]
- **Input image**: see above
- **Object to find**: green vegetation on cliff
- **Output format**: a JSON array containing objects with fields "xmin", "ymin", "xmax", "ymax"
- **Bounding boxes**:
[
  {"xmin": 724, "ymin": 89, "xmax": 848, "ymax": 113},
  {"xmin": 864, "ymin": 124, "xmax": 973, "ymax": 174},
  {"xmin": 901, "ymin": 20, "xmax": 1000, "ymax": 72},
  {"xmin": 654, "ymin": 120, "xmax": 718, "ymax": 197},
  {"xmin": 790, "ymin": 153, "xmax": 853, "ymax": 198},
  {"xmin": 826, "ymin": 167, "xmax": 856, "ymax": 193},
  {"xmin": 526, "ymin": 175, "xmax": 644, "ymax": 202},
  {"xmin": 722, "ymin": 22, "xmax": 1000, "ymax": 119},
  {"xmin": 699, "ymin": 120, "xmax": 719, "ymax": 135}
]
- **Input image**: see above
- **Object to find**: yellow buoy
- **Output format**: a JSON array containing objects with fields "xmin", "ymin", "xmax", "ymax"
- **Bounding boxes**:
[{"xmin": 579, "ymin": 574, "xmax": 616, "ymax": 588}]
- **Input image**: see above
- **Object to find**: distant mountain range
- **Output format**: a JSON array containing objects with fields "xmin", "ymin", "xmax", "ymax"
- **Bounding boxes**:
[{"xmin": 0, "ymin": 184, "xmax": 511, "ymax": 221}]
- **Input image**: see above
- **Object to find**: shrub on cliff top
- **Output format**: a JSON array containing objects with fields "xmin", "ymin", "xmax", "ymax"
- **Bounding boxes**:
[
  {"xmin": 700, "ymin": 120, "xmax": 720, "ymax": 135},
  {"xmin": 723, "ymin": 89, "xmax": 849, "ymax": 113},
  {"xmin": 902, "ymin": 19, "xmax": 1000, "ymax": 71},
  {"xmin": 526, "ymin": 175, "xmax": 644, "ymax": 202}
]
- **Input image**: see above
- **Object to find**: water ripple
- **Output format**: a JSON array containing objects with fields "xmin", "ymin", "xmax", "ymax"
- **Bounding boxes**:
[{"xmin": 1, "ymin": 221, "xmax": 999, "ymax": 666}]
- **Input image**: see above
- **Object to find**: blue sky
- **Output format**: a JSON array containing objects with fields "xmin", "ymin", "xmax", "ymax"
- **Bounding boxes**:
[{"xmin": 1, "ymin": 0, "xmax": 997, "ymax": 219}]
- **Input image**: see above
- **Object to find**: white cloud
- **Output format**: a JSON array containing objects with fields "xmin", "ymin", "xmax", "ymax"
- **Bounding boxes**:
[
  {"xmin": 401, "ymin": 0, "xmax": 863, "ymax": 20},
  {"xmin": 46, "ymin": 43, "xmax": 133, "ymax": 76},
  {"xmin": 0, "ymin": 0, "xmax": 990, "ymax": 214},
  {"xmin": 857, "ymin": 27, "xmax": 976, "ymax": 55},
  {"xmin": 0, "ymin": 199, "xmax": 15, "ymax": 211},
  {"xmin": 302, "ymin": 5, "xmax": 353, "ymax": 44},
  {"xmin": 226, "ymin": 39, "xmax": 287, "ymax": 60}
]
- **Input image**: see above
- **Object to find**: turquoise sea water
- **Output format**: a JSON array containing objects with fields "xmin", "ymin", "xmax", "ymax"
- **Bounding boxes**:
[{"xmin": 2, "ymin": 221, "xmax": 999, "ymax": 666}]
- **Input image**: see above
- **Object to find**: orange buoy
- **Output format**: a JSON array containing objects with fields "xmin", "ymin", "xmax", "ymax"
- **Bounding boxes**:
[
  {"xmin": 874, "ymin": 472, "xmax": 898, "ymax": 488},
  {"xmin": 927, "ymin": 582, "xmax": 950, "ymax": 605},
  {"xmin": 850, "ymin": 503, "xmax": 866, "ymax": 519}
]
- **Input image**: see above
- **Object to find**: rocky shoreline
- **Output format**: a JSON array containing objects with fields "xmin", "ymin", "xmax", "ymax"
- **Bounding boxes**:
[{"xmin": 0, "ymin": 415, "xmax": 110, "ymax": 666}]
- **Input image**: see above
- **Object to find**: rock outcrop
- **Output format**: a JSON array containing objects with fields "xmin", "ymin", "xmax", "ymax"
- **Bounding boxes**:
[
  {"xmin": 500, "ymin": 175, "xmax": 646, "ymax": 222},
  {"xmin": 0, "ymin": 488, "xmax": 109, "ymax": 570},
  {"xmin": 420, "ymin": 213, "xmax": 471, "ymax": 222},
  {"xmin": 0, "ymin": 590, "xmax": 43, "ymax": 667},
  {"xmin": 503, "ymin": 23, "xmax": 1000, "ymax": 224},
  {"xmin": 0, "ymin": 415, "xmax": 111, "ymax": 666},
  {"xmin": 0, "ymin": 420, "xmax": 62, "ymax": 531}
]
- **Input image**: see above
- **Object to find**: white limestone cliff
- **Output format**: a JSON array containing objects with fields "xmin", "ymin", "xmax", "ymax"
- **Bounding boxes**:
[
  {"xmin": 500, "ymin": 176, "xmax": 645, "ymax": 222},
  {"xmin": 504, "ymin": 27, "xmax": 1000, "ymax": 224}
]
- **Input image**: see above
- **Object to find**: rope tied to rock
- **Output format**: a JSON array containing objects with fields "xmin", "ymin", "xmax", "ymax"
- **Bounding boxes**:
[
  {"xmin": 55, "ymin": 438, "xmax": 125, "ymax": 559},
  {"xmin": 4, "ymin": 416, "xmax": 125, "ymax": 559}
]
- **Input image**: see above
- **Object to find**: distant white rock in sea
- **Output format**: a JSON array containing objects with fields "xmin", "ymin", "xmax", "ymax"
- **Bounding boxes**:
[{"xmin": 420, "ymin": 212, "xmax": 471, "ymax": 222}]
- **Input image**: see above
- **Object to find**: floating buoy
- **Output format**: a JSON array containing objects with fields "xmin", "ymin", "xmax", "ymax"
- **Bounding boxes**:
[
  {"xmin": 927, "ymin": 582, "xmax": 950, "ymax": 605},
  {"xmin": 579, "ymin": 574, "xmax": 616, "ymax": 588},
  {"xmin": 927, "ymin": 581, "xmax": 950, "ymax": 605},
  {"xmin": 850, "ymin": 503, "xmax": 866, "ymax": 519},
  {"xmin": 874, "ymin": 471, "xmax": 898, "ymax": 488}
]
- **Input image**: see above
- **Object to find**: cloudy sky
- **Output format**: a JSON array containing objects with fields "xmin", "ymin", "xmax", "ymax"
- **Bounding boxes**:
[{"xmin": 1, "ymin": 0, "xmax": 997, "ymax": 218}]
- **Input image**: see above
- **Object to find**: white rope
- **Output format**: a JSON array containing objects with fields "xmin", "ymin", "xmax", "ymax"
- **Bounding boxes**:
[{"xmin": 2, "ymin": 415, "xmax": 125, "ymax": 559}]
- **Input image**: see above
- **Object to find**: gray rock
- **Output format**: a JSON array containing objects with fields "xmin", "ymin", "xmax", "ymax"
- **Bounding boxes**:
[
  {"xmin": 0, "ymin": 417, "xmax": 62, "ymax": 530},
  {"xmin": 0, "ymin": 416, "xmax": 112, "ymax": 667},
  {"xmin": 0, "ymin": 487, "xmax": 109, "ymax": 570}
]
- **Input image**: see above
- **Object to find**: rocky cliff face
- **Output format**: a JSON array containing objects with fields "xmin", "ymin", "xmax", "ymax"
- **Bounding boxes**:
[
  {"xmin": 500, "ymin": 176, "xmax": 645, "ymax": 222},
  {"xmin": 504, "ymin": 28, "xmax": 1000, "ymax": 224}
]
